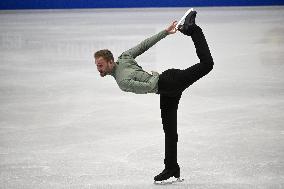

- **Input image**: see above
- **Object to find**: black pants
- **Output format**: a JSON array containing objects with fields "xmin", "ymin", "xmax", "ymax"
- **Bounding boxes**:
[{"xmin": 157, "ymin": 25, "xmax": 214, "ymax": 169}]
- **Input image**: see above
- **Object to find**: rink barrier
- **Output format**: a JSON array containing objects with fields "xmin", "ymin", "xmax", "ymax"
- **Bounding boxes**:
[{"xmin": 1, "ymin": 0, "xmax": 284, "ymax": 10}]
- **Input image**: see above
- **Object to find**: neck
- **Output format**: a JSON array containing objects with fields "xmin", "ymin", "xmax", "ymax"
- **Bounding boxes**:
[{"xmin": 110, "ymin": 62, "xmax": 117, "ymax": 76}]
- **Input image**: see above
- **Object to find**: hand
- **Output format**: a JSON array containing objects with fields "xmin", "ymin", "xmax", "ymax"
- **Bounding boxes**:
[{"xmin": 166, "ymin": 21, "xmax": 178, "ymax": 34}]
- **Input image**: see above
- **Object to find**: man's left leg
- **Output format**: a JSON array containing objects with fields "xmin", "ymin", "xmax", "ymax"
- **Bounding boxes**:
[{"xmin": 154, "ymin": 93, "xmax": 182, "ymax": 182}]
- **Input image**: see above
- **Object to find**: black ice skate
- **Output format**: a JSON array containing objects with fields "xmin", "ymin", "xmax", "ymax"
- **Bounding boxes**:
[
  {"xmin": 178, "ymin": 9, "xmax": 197, "ymax": 36},
  {"xmin": 154, "ymin": 166, "xmax": 184, "ymax": 185}
]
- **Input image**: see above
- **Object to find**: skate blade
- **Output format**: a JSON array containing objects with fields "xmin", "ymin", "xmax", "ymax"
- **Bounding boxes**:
[
  {"xmin": 176, "ymin": 8, "xmax": 194, "ymax": 29},
  {"xmin": 154, "ymin": 177, "xmax": 184, "ymax": 185}
]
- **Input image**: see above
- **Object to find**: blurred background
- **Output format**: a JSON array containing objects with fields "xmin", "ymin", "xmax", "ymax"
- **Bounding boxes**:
[{"xmin": 0, "ymin": 1, "xmax": 284, "ymax": 189}]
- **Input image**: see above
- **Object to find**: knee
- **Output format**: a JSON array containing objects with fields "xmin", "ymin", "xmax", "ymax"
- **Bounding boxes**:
[
  {"xmin": 209, "ymin": 60, "xmax": 214, "ymax": 71},
  {"xmin": 205, "ymin": 59, "xmax": 214, "ymax": 72},
  {"xmin": 208, "ymin": 57, "xmax": 214, "ymax": 66}
]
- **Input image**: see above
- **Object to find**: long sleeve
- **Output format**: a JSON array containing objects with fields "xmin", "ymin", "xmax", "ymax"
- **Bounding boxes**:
[{"xmin": 122, "ymin": 30, "xmax": 168, "ymax": 59}]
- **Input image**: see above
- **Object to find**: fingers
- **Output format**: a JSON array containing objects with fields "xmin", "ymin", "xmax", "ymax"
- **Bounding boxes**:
[
  {"xmin": 171, "ymin": 21, "xmax": 178, "ymax": 33},
  {"xmin": 172, "ymin": 20, "xmax": 177, "ymax": 27},
  {"xmin": 166, "ymin": 21, "xmax": 178, "ymax": 34}
]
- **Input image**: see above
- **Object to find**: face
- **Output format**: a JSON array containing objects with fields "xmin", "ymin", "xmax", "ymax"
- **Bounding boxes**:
[{"xmin": 95, "ymin": 57, "xmax": 113, "ymax": 77}]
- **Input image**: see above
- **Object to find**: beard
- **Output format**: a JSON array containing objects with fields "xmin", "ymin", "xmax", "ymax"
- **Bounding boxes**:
[
  {"xmin": 100, "ymin": 70, "xmax": 108, "ymax": 77},
  {"xmin": 100, "ymin": 72, "xmax": 106, "ymax": 77},
  {"xmin": 99, "ymin": 64, "xmax": 112, "ymax": 77}
]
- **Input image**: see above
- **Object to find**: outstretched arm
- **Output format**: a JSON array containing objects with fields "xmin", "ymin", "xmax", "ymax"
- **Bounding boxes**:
[{"xmin": 123, "ymin": 21, "xmax": 178, "ymax": 59}]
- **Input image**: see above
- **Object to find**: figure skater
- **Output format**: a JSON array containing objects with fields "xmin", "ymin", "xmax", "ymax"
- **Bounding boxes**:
[{"xmin": 94, "ymin": 10, "xmax": 214, "ymax": 183}]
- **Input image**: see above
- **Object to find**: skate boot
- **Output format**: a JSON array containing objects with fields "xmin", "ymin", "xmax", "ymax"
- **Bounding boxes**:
[
  {"xmin": 154, "ymin": 165, "xmax": 184, "ymax": 185},
  {"xmin": 178, "ymin": 10, "xmax": 197, "ymax": 36}
]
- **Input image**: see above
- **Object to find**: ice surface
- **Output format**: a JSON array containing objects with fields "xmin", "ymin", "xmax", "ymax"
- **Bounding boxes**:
[{"xmin": 0, "ymin": 6, "xmax": 284, "ymax": 189}]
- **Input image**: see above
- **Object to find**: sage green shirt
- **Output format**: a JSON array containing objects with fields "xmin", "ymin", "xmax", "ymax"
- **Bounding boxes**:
[{"xmin": 110, "ymin": 30, "xmax": 169, "ymax": 94}]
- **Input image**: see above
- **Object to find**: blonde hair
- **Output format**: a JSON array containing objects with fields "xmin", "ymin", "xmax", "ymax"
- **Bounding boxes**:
[{"xmin": 94, "ymin": 49, "xmax": 114, "ymax": 62}]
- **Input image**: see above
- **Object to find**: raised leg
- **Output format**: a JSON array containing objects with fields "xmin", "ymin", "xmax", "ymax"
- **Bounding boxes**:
[
  {"xmin": 157, "ymin": 25, "xmax": 213, "ymax": 96},
  {"xmin": 177, "ymin": 24, "xmax": 214, "ymax": 91}
]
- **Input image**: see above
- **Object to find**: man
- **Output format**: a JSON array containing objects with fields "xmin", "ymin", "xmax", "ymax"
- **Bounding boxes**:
[{"xmin": 94, "ymin": 10, "xmax": 214, "ymax": 183}]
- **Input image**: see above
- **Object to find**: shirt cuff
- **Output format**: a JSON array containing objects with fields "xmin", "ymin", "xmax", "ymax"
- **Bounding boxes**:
[{"xmin": 162, "ymin": 29, "xmax": 170, "ymax": 36}]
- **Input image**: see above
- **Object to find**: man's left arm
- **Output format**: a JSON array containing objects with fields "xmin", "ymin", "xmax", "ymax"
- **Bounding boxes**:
[{"xmin": 118, "ymin": 72, "xmax": 159, "ymax": 94}]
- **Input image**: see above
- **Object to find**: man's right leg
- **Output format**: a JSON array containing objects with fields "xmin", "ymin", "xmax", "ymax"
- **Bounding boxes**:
[
  {"xmin": 158, "ymin": 25, "xmax": 214, "ymax": 95},
  {"xmin": 177, "ymin": 24, "xmax": 214, "ymax": 92}
]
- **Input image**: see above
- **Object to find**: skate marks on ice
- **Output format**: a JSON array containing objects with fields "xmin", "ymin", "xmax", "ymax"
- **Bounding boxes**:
[
  {"xmin": 0, "ymin": 6, "xmax": 284, "ymax": 189},
  {"xmin": 154, "ymin": 177, "xmax": 185, "ymax": 185}
]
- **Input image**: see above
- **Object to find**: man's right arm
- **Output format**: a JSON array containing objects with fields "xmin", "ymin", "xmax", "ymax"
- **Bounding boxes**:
[
  {"xmin": 122, "ymin": 30, "xmax": 168, "ymax": 59},
  {"xmin": 122, "ymin": 21, "xmax": 178, "ymax": 59}
]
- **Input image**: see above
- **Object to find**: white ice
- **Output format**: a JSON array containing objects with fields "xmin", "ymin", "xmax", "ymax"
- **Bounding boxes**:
[{"xmin": 0, "ymin": 6, "xmax": 284, "ymax": 189}]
